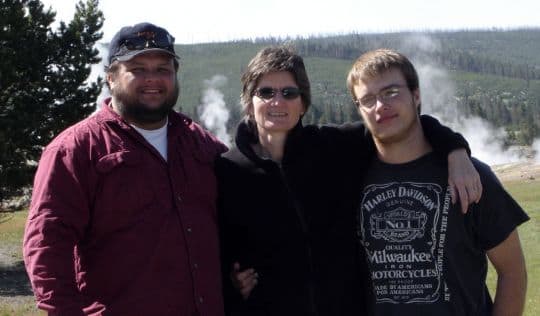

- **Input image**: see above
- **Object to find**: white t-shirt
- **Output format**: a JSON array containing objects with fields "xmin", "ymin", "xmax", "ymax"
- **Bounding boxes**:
[{"xmin": 131, "ymin": 120, "xmax": 168, "ymax": 160}]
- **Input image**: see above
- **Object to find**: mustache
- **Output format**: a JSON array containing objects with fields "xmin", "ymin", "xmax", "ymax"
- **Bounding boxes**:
[{"xmin": 113, "ymin": 82, "xmax": 180, "ymax": 124}]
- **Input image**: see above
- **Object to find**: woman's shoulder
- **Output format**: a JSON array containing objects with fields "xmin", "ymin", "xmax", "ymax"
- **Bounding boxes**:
[{"xmin": 216, "ymin": 146, "xmax": 259, "ymax": 175}]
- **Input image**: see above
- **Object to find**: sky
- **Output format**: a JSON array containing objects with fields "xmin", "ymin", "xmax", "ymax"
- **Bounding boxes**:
[{"xmin": 40, "ymin": 0, "xmax": 540, "ymax": 44}]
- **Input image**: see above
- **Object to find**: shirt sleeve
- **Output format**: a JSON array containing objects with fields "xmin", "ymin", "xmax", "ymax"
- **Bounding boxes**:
[
  {"xmin": 469, "ymin": 160, "xmax": 530, "ymax": 250},
  {"xmin": 23, "ymin": 145, "xmax": 91, "ymax": 315},
  {"xmin": 420, "ymin": 115, "xmax": 471, "ymax": 159},
  {"xmin": 322, "ymin": 121, "xmax": 376, "ymax": 162}
]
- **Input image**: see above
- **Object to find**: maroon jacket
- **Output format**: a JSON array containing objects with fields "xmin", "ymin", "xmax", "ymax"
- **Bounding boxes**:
[{"xmin": 23, "ymin": 99, "xmax": 227, "ymax": 316}]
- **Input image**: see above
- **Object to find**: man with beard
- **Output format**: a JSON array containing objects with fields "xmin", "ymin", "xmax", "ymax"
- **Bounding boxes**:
[
  {"xmin": 23, "ymin": 23, "xmax": 227, "ymax": 315},
  {"xmin": 348, "ymin": 49, "xmax": 528, "ymax": 316}
]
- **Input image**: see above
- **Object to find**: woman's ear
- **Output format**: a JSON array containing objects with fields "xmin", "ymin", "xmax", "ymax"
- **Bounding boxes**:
[{"xmin": 413, "ymin": 89, "xmax": 421, "ymax": 107}]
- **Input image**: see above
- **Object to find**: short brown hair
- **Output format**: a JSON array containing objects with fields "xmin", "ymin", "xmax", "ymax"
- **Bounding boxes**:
[
  {"xmin": 346, "ymin": 49, "xmax": 419, "ymax": 101},
  {"xmin": 240, "ymin": 45, "xmax": 311, "ymax": 120}
]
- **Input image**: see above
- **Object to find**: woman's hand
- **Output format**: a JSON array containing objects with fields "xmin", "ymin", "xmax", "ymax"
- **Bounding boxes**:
[
  {"xmin": 230, "ymin": 262, "xmax": 258, "ymax": 300},
  {"xmin": 448, "ymin": 149, "xmax": 483, "ymax": 213}
]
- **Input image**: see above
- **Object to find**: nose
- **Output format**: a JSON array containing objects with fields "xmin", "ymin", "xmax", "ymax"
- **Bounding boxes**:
[
  {"xmin": 143, "ymin": 72, "xmax": 157, "ymax": 81},
  {"xmin": 269, "ymin": 93, "xmax": 286, "ymax": 105},
  {"xmin": 142, "ymin": 69, "xmax": 163, "ymax": 82},
  {"xmin": 374, "ymin": 97, "xmax": 390, "ymax": 110}
]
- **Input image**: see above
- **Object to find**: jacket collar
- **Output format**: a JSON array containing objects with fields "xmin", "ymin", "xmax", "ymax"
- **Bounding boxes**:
[{"xmin": 234, "ymin": 118, "xmax": 304, "ymax": 167}]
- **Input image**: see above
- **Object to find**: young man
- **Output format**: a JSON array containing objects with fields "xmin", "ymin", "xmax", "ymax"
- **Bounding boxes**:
[
  {"xmin": 23, "ymin": 23, "xmax": 226, "ymax": 315},
  {"xmin": 347, "ymin": 49, "xmax": 528, "ymax": 315}
]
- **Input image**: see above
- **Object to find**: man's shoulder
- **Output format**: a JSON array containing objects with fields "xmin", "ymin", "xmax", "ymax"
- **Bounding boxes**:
[
  {"xmin": 471, "ymin": 158, "xmax": 503, "ymax": 188},
  {"xmin": 44, "ymin": 114, "xmax": 102, "ymax": 153}
]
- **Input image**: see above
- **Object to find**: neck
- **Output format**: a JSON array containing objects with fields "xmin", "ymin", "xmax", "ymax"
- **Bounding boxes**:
[
  {"xmin": 374, "ymin": 119, "xmax": 432, "ymax": 164},
  {"xmin": 109, "ymin": 98, "xmax": 168, "ymax": 130},
  {"xmin": 129, "ymin": 119, "xmax": 168, "ymax": 130},
  {"xmin": 257, "ymin": 131, "xmax": 287, "ymax": 162}
]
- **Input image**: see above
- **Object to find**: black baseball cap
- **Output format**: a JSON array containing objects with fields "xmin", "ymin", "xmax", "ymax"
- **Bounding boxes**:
[{"xmin": 107, "ymin": 22, "xmax": 179, "ymax": 65}]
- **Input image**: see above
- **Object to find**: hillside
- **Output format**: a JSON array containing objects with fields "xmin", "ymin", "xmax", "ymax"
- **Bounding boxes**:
[{"xmin": 173, "ymin": 28, "xmax": 540, "ymax": 146}]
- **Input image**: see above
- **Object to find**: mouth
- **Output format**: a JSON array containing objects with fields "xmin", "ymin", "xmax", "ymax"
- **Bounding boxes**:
[
  {"xmin": 139, "ymin": 88, "xmax": 164, "ymax": 95},
  {"xmin": 267, "ymin": 112, "xmax": 288, "ymax": 117},
  {"xmin": 376, "ymin": 114, "xmax": 398, "ymax": 123}
]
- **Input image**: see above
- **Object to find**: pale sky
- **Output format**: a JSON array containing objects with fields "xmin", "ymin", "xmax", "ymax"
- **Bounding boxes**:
[{"xmin": 41, "ymin": 0, "xmax": 540, "ymax": 44}]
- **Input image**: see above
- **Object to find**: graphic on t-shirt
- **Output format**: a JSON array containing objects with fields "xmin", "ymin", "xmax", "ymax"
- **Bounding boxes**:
[{"xmin": 359, "ymin": 182, "xmax": 452, "ymax": 304}]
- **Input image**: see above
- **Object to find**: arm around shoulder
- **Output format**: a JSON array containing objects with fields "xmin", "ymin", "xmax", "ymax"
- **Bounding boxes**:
[{"xmin": 420, "ymin": 114, "xmax": 470, "ymax": 156}]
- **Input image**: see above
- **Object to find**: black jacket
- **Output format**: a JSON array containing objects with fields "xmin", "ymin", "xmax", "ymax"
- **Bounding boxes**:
[{"xmin": 216, "ymin": 116, "xmax": 468, "ymax": 316}]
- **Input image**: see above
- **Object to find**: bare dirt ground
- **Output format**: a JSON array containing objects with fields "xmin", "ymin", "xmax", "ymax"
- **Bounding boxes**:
[{"xmin": 491, "ymin": 160, "xmax": 540, "ymax": 182}]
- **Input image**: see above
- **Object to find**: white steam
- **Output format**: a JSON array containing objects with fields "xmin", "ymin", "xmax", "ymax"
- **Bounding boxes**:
[
  {"xmin": 199, "ymin": 75, "xmax": 232, "ymax": 147},
  {"xmin": 533, "ymin": 139, "xmax": 540, "ymax": 163},
  {"xmin": 403, "ymin": 34, "xmax": 528, "ymax": 165}
]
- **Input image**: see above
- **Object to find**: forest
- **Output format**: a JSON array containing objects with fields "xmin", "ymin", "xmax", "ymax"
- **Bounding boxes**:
[{"xmin": 174, "ymin": 28, "xmax": 540, "ymax": 146}]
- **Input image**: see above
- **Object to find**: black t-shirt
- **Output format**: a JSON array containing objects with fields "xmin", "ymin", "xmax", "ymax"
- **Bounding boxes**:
[{"xmin": 357, "ymin": 153, "xmax": 529, "ymax": 316}]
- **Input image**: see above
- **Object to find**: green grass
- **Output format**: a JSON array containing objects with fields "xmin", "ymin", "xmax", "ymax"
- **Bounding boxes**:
[
  {"xmin": 0, "ymin": 210, "xmax": 44, "ymax": 315},
  {"xmin": 486, "ymin": 180, "xmax": 540, "ymax": 316},
  {"xmin": 1, "ymin": 179, "xmax": 538, "ymax": 315}
]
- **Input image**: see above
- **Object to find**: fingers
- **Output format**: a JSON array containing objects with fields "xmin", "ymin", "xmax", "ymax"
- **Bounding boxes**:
[
  {"xmin": 448, "ymin": 168, "xmax": 483, "ymax": 214},
  {"xmin": 458, "ymin": 183, "xmax": 469, "ymax": 214},
  {"xmin": 449, "ymin": 182, "xmax": 457, "ymax": 205},
  {"xmin": 474, "ymin": 177, "xmax": 483, "ymax": 203},
  {"xmin": 239, "ymin": 273, "xmax": 258, "ymax": 300},
  {"xmin": 230, "ymin": 262, "xmax": 259, "ymax": 300},
  {"xmin": 463, "ymin": 175, "xmax": 482, "ymax": 206}
]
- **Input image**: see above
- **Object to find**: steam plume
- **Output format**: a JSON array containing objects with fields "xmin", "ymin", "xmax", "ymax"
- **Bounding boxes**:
[
  {"xmin": 401, "ymin": 35, "xmax": 527, "ymax": 165},
  {"xmin": 533, "ymin": 139, "xmax": 540, "ymax": 163},
  {"xmin": 199, "ymin": 75, "xmax": 232, "ymax": 147}
]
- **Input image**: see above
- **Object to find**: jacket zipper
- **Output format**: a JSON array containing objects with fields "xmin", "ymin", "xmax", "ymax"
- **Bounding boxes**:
[{"xmin": 278, "ymin": 165, "xmax": 319, "ymax": 316}]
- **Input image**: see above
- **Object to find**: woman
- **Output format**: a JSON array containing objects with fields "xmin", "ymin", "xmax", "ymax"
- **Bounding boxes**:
[{"xmin": 216, "ymin": 46, "xmax": 479, "ymax": 316}]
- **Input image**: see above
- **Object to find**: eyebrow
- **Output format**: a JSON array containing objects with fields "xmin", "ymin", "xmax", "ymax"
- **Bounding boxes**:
[
  {"xmin": 378, "ymin": 83, "xmax": 403, "ymax": 91},
  {"xmin": 361, "ymin": 83, "xmax": 402, "ymax": 97}
]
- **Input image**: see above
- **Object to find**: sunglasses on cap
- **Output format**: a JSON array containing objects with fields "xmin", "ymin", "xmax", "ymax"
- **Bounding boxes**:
[
  {"xmin": 254, "ymin": 87, "xmax": 301, "ymax": 100},
  {"xmin": 120, "ymin": 31, "xmax": 175, "ymax": 51}
]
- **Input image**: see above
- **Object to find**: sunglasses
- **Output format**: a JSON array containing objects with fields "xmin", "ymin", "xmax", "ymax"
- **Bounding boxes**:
[
  {"xmin": 255, "ymin": 87, "xmax": 301, "ymax": 100},
  {"xmin": 121, "ymin": 31, "xmax": 175, "ymax": 51}
]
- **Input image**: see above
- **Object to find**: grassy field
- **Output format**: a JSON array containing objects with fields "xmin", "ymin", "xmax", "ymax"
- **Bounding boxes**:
[
  {"xmin": 1, "ymin": 179, "xmax": 538, "ymax": 315},
  {"xmin": 486, "ymin": 179, "xmax": 540, "ymax": 316},
  {"xmin": 0, "ymin": 209, "xmax": 43, "ymax": 316}
]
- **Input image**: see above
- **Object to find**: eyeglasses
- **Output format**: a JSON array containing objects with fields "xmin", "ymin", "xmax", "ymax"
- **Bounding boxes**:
[
  {"xmin": 121, "ymin": 31, "xmax": 175, "ymax": 51},
  {"xmin": 254, "ymin": 87, "xmax": 301, "ymax": 100},
  {"xmin": 354, "ymin": 85, "xmax": 405, "ymax": 108}
]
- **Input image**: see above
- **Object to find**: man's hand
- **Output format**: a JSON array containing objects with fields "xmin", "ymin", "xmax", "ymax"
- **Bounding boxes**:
[
  {"xmin": 448, "ymin": 149, "xmax": 482, "ymax": 213},
  {"xmin": 230, "ymin": 262, "xmax": 258, "ymax": 300}
]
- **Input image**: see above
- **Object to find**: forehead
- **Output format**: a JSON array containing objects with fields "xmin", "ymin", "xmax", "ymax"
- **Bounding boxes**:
[
  {"xmin": 354, "ymin": 68, "xmax": 406, "ymax": 96},
  {"xmin": 257, "ymin": 71, "xmax": 296, "ymax": 87},
  {"xmin": 122, "ymin": 51, "xmax": 175, "ymax": 67}
]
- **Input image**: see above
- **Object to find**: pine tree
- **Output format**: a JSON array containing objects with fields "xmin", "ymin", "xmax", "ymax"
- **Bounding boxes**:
[{"xmin": 0, "ymin": 0, "xmax": 103, "ymax": 203}]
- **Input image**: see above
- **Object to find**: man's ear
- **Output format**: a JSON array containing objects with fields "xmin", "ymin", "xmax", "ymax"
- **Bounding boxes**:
[{"xmin": 106, "ymin": 72, "xmax": 115, "ymax": 91}]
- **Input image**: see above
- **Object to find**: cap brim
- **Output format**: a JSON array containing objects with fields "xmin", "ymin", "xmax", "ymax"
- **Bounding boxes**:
[{"xmin": 115, "ymin": 48, "xmax": 180, "ymax": 62}]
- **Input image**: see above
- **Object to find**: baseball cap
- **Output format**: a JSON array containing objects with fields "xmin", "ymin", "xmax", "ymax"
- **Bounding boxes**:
[{"xmin": 107, "ymin": 22, "xmax": 179, "ymax": 65}]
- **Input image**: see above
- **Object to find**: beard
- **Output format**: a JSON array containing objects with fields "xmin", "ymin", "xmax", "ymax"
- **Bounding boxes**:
[{"xmin": 112, "ymin": 82, "xmax": 180, "ymax": 125}]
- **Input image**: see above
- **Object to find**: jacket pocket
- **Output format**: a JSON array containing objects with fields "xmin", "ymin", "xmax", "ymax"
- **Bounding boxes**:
[{"xmin": 93, "ymin": 150, "xmax": 155, "ymax": 231}]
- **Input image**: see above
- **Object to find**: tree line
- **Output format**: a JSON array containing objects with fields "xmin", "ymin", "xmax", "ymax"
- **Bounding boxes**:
[{"xmin": 1, "ymin": 0, "xmax": 539, "ymax": 204}]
